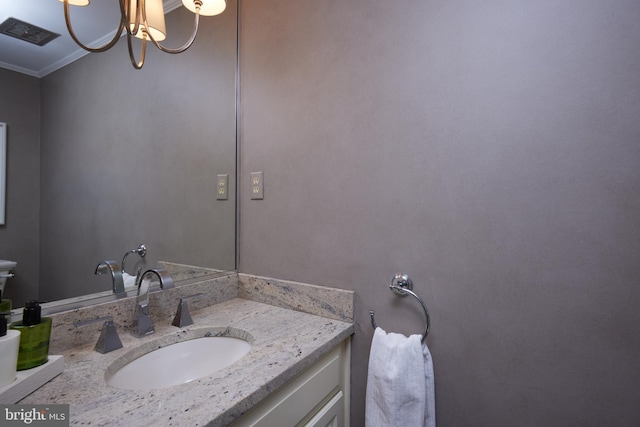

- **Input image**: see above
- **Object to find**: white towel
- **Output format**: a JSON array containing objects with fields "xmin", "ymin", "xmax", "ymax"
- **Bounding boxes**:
[
  {"xmin": 365, "ymin": 327, "xmax": 435, "ymax": 427},
  {"xmin": 123, "ymin": 272, "xmax": 137, "ymax": 290}
]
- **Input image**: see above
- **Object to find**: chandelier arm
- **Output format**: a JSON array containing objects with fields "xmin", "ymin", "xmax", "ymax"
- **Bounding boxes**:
[
  {"xmin": 145, "ymin": 7, "xmax": 201, "ymax": 54},
  {"xmin": 126, "ymin": 32, "xmax": 147, "ymax": 69},
  {"xmin": 128, "ymin": 0, "xmax": 143, "ymax": 38},
  {"xmin": 63, "ymin": 0, "xmax": 125, "ymax": 53}
]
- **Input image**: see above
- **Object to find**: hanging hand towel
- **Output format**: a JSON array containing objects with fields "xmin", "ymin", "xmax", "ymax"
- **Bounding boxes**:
[
  {"xmin": 122, "ymin": 272, "xmax": 137, "ymax": 290},
  {"xmin": 423, "ymin": 342, "xmax": 436, "ymax": 427},
  {"xmin": 365, "ymin": 327, "xmax": 435, "ymax": 427}
]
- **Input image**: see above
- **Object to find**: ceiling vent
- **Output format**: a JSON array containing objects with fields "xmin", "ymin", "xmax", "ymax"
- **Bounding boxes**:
[{"xmin": 0, "ymin": 17, "xmax": 60, "ymax": 46}]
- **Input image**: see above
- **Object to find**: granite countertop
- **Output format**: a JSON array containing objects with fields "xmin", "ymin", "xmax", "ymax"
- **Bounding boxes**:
[{"xmin": 21, "ymin": 298, "xmax": 354, "ymax": 426}]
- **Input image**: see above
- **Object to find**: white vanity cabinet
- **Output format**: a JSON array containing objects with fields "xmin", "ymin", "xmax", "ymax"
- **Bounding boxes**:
[{"xmin": 232, "ymin": 339, "xmax": 351, "ymax": 427}]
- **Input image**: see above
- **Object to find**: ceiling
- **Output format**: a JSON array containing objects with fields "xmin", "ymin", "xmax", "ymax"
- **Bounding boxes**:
[{"xmin": 0, "ymin": 0, "xmax": 181, "ymax": 78}]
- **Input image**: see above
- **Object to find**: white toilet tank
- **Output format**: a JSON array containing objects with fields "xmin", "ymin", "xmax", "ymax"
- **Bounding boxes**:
[{"xmin": 0, "ymin": 260, "xmax": 17, "ymax": 292}]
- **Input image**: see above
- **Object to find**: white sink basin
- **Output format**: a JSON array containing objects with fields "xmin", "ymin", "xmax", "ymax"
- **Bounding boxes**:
[{"xmin": 106, "ymin": 336, "xmax": 251, "ymax": 390}]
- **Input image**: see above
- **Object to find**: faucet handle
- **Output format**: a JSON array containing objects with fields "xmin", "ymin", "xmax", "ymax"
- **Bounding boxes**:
[
  {"xmin": 171, "ymin": 299, "xmax": 194, "ymax": 328},
  {"xmin": 95, "ymin": 319, "xmax": 124, "ymax": 354},
  {"xmin": 74, "ymin": 316, "xmax": 123, "ymax": 354}
]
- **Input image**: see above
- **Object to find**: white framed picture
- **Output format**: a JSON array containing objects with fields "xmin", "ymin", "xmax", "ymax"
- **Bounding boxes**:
[{"xmin": 0, "ymin": 122, "xmax": 5, "ymax": 225}]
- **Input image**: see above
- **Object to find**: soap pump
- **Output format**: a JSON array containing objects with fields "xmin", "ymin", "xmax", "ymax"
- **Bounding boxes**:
[
  {"xmin": 0, "ymin": 312, "xmax": 21, "ymax": 387},
  {"xmin": 10, "ymin": 301, "xmax": 52, "ymax": 370}
]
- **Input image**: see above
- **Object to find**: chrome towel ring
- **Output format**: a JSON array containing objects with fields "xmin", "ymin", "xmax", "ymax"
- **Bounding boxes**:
[{"xmin": 369, "ymin": 273, "xmax": 431, "ymax": 343}]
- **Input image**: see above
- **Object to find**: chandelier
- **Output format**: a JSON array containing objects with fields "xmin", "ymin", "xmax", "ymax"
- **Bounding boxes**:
[{"xmin": 59, "ymin": 0, "xmax": 226, "ymax": 69}]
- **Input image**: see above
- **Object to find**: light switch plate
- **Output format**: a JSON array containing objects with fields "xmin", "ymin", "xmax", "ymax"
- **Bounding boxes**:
[
  {"xmin": 216, "ymin": 174, "xmax": 228, "ymax": 200},
  {"xmin": 250, "ymin": 171, "xmax": 263, "ymax": 200}
]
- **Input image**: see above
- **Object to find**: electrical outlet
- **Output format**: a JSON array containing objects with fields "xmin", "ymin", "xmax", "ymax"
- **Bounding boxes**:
[
  {"xmin": 250, "ymin": 171, "xmax": 263, "ymax": 200},
  {"xmin": 216, "ymin": 174, "xmax": 228, "ymax": 200}
]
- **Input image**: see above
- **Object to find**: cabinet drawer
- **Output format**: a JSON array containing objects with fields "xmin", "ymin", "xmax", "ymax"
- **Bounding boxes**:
[
  {"xmin": 233, "ymin": 344, "xmax": 344, "ymax": 427},
  {"xmin": 303, "ymin": 391, "xmax": 344, "ymax": 427}
]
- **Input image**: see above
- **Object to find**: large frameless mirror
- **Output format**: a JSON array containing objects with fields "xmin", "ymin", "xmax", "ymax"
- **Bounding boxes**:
[{"xmin": 0, "ymin": 0, "xmax": 237, "ymax": 310}]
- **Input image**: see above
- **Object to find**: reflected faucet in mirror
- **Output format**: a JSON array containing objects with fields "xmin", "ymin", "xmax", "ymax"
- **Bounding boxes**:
[
  {"xmin": 94, "ymin": 260, "xmax": 125, "ymax": 294},
  {"xmin": 134, "ymin": 269, "xmax": 174, "ymax": 337},
  {"xmin": 95, "ymin": 245, "xmax": 148, "ymax": 296}
]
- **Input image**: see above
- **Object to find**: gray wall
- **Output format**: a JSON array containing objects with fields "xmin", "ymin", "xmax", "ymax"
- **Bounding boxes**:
[
  {"xmin": 238, "ymin": 1, "xmax": 640, "ymax": 426},
  {"xmin": 0, "ymin": 68, "xmax": 40, "ymax": 306}
]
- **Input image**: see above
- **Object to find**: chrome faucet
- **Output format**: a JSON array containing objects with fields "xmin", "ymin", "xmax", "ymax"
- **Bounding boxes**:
[
  {"xmin": 95, "ymin": 260, "xmax": 125, "ymax": 294},
  {"xmin": 133, "ymin": 268, "xmax": 174, "ymax": 337}
]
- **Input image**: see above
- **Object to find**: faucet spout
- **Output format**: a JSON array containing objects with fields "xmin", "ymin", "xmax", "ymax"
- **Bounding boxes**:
[
  {"xmin": 136, "ymin": 268, "xmax": 174, "ymax": 301},
  {"xmin": 133, "ymin": 268, "xmax": 174, "ymax": 337},
  {"xmin": 95, "ymin": 260, "xmax": 125, "ymax": 294}
]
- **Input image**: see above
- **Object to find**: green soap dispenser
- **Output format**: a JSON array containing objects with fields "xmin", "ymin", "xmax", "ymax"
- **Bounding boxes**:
[
  {"xmin": 0, "ymin": 289, "xmax": 11, "ymax": 313},
  {"xmin": 10, "ymin": 301, "xmax": 52, "ymax": 370}
]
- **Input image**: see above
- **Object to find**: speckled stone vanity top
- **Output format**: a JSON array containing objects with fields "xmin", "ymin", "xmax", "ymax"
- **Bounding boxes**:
[{"xmin": 19, "ymin": 275, "xmax": 355, "ymax": 426}]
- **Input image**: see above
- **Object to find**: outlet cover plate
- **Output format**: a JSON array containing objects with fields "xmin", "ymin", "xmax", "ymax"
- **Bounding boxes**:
[
  {"xmin": 250, "ymin": 171, "xmax": 263, "ymax": 200},
  {"xmin": 217, "ymin": 174, "xmax": 228, "ymax": 200}
]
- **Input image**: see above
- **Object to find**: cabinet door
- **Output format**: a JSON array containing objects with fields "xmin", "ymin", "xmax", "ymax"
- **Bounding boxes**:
[{"xmin": 303, "ymin": 391, "xmax": 344, "ymax": 427}]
